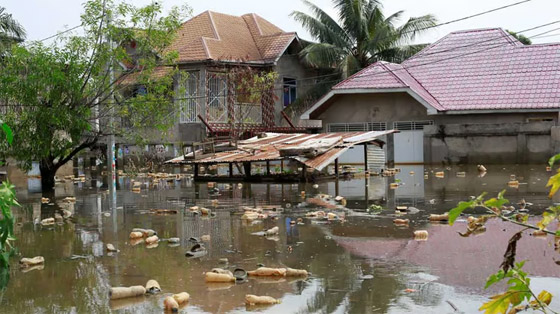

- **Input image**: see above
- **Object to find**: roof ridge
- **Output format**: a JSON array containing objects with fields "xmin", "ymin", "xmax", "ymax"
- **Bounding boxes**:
[
  {"xmin": 400, "ymin": 66, "xmax": 443, "ymax": 108},
  {"xmin": 206, "ymin": 11, "xmax": 221, "ymax": 40},
  {"xmin": 404, "ymin": 27, "xmax": 518, "ymax": 64},
  {"xmin": 242, "ymin": 13, "xmax": 265, "ymax": 59},
  {"xmin": 379, "ymin": 63, "xmax": 408, "ymax": 87}
]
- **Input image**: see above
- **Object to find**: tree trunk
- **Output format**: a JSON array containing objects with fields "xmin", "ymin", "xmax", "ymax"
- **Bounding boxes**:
[{"xmin": 39, "ymin": 159, "xmax": 58, "ymax": 191}]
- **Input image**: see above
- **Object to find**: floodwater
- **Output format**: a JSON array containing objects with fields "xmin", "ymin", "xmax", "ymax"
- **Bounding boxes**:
[{"xmin": 2, "ymin": 164, "xmax": 560, "ymax": 313}]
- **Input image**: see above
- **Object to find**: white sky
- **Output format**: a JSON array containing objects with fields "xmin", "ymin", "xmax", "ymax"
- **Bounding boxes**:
[{"xmin": 3, "ymin": 0, "xmax": 560, "ymax": 45}]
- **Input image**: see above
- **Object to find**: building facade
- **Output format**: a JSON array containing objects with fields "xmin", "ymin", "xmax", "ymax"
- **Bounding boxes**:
[
  {"xmin": 118, "ymin": 11, "xmax": 318, "ymax": 160},
  {"xmin": 301, "ymin": 28, "xmax": 560, "ymax": 165}
]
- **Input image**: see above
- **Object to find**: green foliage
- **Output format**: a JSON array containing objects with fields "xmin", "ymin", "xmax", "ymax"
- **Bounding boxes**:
[
  {"xmin": 548, "ymin": 153, "xmax": 560, "ymax": 167},
  {"xmin": 0, "ymin": 122, "xmax": 12, "ymax": 145},
  {"xmin": 482, "ymin": 262, "xmax": 552, "ymax": 314},
  {"xmin": 537, "ymin": 206, "xmax": 559, "ymax": 230},
  {"xmin": 484, "ymin": 190, "xmax": 509, "ymax": 209},
  {"xmin": 448, "ymin": 193, "xmax": 486, "ymax": 225},
  {"xmin": 0, "ymin": 0, "xmax": 190, "ymax": 183},
  {"xmin": 507, "ymin": 30, "xmax": 532, "ymax": 45},
  {"xmin": 291, "ymin": 0, "xmax": 437, "ymax": 77},
  {"xmin": 0, "ymin": 181, "xmax": 18, "ymax": 290},
  {"xmin": 546, "ymin": 170, "xmax": 560, "ymax": 198}
]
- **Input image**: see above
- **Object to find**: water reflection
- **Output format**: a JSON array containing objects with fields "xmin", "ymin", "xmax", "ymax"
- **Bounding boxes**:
[{"xmin": 1, "ymin": 164, "xmax": 559, "ymax": 313}]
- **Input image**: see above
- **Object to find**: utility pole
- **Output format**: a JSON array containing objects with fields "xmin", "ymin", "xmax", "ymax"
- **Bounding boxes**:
[{"xmin": 105, "ymin": 1, "xmax": 117, "ymax": 212}]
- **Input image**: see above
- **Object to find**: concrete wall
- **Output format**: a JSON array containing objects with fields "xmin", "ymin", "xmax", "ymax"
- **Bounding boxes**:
[
  {"xmin": 275, "ymin": 53, "xmax": 317, "ymax": 125},
  {"xmin": 424, "ymin": 122, "xmax": 556, "ymax": 164},
  {"xmin": 315, "ymin": 92, "xmax": 560, "ymax": 164}
]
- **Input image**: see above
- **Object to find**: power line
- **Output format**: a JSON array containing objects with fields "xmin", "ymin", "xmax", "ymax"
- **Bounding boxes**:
[
  {"xmin": 336, "ymin": 20, "xmax": 560, "ymax": 84},
  {"xmin": 24, "ymin": 24, "xmax": 83, "ymax": 46},
  {"xmin": 409, "ymin": 0, "xmax": 533, "ymax": 34}
]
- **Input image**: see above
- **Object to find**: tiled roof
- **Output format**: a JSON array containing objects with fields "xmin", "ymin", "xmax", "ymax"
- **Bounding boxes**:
[
  {"xmin": 168, "ymin": 11, "xmax": 296, "ymax": 63},
  {"xmin": 333, "ymin": 28, "xmax": 560, "ymax": 111}
]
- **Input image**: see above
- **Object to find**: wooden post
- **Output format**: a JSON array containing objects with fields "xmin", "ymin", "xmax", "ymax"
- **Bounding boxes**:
[
  {"xmin": 229, "ymin": 163, "xmax": 233, "ymax": 178},
  {"xmin": 266, "ymin": 161, "xmax": 271, "ymax": 176},
  {"xmin": 335, "ymin": 179, "xmax": 339, "ymax": 196},
  {"xmin": 280, "ymin": 160, "xmax": 284, "ymax": 173},
  {"xmin": 363, "ymin": 143, "xmax": 368, "ymax": 173},
  {"xmin": 243, "ymin": 162, "xmax": 252, "ymax": 179},
  {"xmin": 334, "ymin": 158, "xmax": 339, "ymax": 177},
  {"xmin": 193, "ymin": 164, "xmax": 199, "ymax": 178},
  {"xmin": 301, "ymin": 164, "xmax": 308, "ymax": 182}
]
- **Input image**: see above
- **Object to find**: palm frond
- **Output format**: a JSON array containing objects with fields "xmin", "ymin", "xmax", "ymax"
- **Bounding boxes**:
[
  {"xmin": 300, "ymin": 42, "xmax": 346, "ymax": 69},
  {"xmin": 292, "ymin": 0, "xmax": 352, "ymax": 47},
  {"xmin": 396, "ymin": 14, "xmax": 437, "ymax": 43},
  {"xmin": 0, "ymin": 7, "xmax": 26, "ymax": 41}
]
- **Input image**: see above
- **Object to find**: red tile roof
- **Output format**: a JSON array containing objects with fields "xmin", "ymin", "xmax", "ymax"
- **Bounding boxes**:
[
  {"xmin": 333, "ymin": 28, "xmax": 560, "ymax": 111},
  {"xmin": 168, "ymin": 11, "xmax": 296, "ymax": 64}
]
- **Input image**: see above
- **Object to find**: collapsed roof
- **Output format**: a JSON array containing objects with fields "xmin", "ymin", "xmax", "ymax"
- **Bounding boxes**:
[{"xmin": 165, "ymin": 131, "xmax": 396, "ymax": 171}]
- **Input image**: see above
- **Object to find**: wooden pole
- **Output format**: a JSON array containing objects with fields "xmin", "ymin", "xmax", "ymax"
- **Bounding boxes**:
[
  {"xmin": 193, "ymin": 164, "xmax": 199, "ymax": 178},
  {"xmin": 243, "ymin": 162, "xmax": 252, "ymax": 179},
  {"xmin": 229, "ymin": 163, "xmax": 233, "ymax": 178},
  {"xmin": 363, "ymin": 143, "xmax": 368, "ymax": 173},
  {"xmin": 334, "ymin": 158, "xmax": 339, "ymax": 177},
  {"xmin": 266, "ymin": 161, "xmax": 271, "ymax": 176},
  {"xmin": 280, "ymin": 160, "xmax": 284, "ymax": 173}
]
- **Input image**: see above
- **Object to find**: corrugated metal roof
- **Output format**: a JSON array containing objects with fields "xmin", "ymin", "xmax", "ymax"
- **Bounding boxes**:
[{"xmin": 165, "ymin": 130, "xmax": 396, "ymax": 170}]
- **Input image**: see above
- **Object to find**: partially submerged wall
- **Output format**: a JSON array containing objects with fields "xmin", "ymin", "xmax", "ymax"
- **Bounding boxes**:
[{"xmin": 424, "ymin": 122, "xmax": 556, "ymax": 164}]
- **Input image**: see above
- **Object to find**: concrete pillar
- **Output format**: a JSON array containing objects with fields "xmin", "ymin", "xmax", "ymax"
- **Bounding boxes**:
[
  {"xmin": 386, "ymin": 132, "xmax": 395, "ymax": 166},
  {"xmin": 516, "ymin": 133, "xmax": 528, "ymax": 164}
]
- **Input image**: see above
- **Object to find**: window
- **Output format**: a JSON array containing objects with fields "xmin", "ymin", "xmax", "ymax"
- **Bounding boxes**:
[
  {"xmin": 393, "ymin": 120, "xmax": 434, "ymax": 131},
  {"xmin": 283, "ymin": 77, "xmax": 297, "ymax": 107},
  {"xmin": 178, "ymin": 71, "xmax": 199, "ymax": 123},
  {"xmin": 206, "ymin": 73, "xmax": 228, "ymax": 123}
]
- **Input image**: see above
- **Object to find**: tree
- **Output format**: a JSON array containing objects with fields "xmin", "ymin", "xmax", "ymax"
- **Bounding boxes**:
[
  {"xmin": 0, "ymin": 0, "xmax": 190, "ymax": 190},
  {"xmin": 507, "ymin": 30, "xmax": 532, "ymax": 45},
  {"xmin": 291, "ymin": 0, "xmax": 437, "ymax": 78},
  {"xmin": 0, "ymin": 6, "xmax": 26, "ymax": 51}
]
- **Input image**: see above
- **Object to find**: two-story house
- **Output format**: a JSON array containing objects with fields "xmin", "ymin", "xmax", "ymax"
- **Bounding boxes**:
[{"xmin": 119, "ymin": 11, "xmax": 319, "ymax": 159}]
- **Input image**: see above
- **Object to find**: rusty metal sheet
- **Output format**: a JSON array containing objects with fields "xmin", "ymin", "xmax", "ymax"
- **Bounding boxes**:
[{"xmin": 164, "ymin": 131, "xmax": 395, "ymax": 166}]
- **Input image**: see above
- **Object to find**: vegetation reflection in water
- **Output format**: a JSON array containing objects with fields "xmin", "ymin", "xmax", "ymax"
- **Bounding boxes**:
[{"xmin": 1, "ymin": 164, "xmax": 560, "ymax": 313}]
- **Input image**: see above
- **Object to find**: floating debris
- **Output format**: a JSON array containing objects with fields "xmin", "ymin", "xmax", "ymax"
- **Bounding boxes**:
[
  {"xmin": 106, "ymin": 243, "xmax": 119, "ymax": 252},
  {"xmin": 245, "ymin": 295, "xmax": 280, "ymax": 305},
  {"xmin": 205, "ymin": 270, "xmax": 235, "ymax": 282},
  {"xmin": 109, "ymin": 286, "xmax": 146, "ymax": 300},
  {"xmin": 393, "ymin": 219, "xmax": 409, "ymax": 225},
  {"xmin": 40, "ymin": 218, "xmax": 55, "ymax": 226},
  {"xmin": 20, "ymin": 256, "xmax": 44, "ymax": 268},
  {"xmin": 145, "ymin": 280, "xmax": 161, "ymax": 294},
  {"xmin": 429, "ymin": 213, "xmax": 449, "ymax": 222},
  {"xmin": 413, "ymin": 230, "xmax": 429, "ymax": 241}
]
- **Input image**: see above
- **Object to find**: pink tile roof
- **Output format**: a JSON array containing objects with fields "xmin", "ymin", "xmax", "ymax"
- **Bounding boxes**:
[
  {"xmin": 334, "ymin": 28, "xmax": 560, "ymax": 111},
  {"xmin": 168, "ymin": 11, "xmax": 297, "ymax": 64}
]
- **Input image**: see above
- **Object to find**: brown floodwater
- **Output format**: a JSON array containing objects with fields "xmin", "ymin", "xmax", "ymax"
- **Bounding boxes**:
[{"xmin": 2, "ymin": 164, "xmax": 560, "ymax": 313}]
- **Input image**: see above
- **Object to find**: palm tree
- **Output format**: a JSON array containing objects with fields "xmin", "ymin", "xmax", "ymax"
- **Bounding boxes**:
[
  {"xmin": 0, "ymin": 7, "xmax": 26, "ymax": 51},
  {"xmin": 292, "ymin": 0, "xmax": 437, "ymax": 78}
]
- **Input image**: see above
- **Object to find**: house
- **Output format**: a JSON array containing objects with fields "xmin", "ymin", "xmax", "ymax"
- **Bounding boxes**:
[
  {"xmin": 119, "ymin": 11, "xmax": 319, "ymax": 160},
  {"xmin": 301, "ymin": 28, "xmax": 560, "ymax": 165}
]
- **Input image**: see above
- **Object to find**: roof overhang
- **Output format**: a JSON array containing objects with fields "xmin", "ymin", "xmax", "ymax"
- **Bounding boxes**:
[
  {"xmin": 300, "ymin": 88, "xmax": 439, "ymax": 120},
  {"xmin": 436, "ymin": 108, "xmax": 560, "ymax": 115},
  {"xmin": 272, "ymin": 33, "xmax": 299, "ymax": 64}
]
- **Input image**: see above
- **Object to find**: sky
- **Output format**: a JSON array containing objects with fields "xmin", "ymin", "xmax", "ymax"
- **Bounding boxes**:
[{"xmin": 3, "ymin": 0, "xmax": 560, "ymax": 45}]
